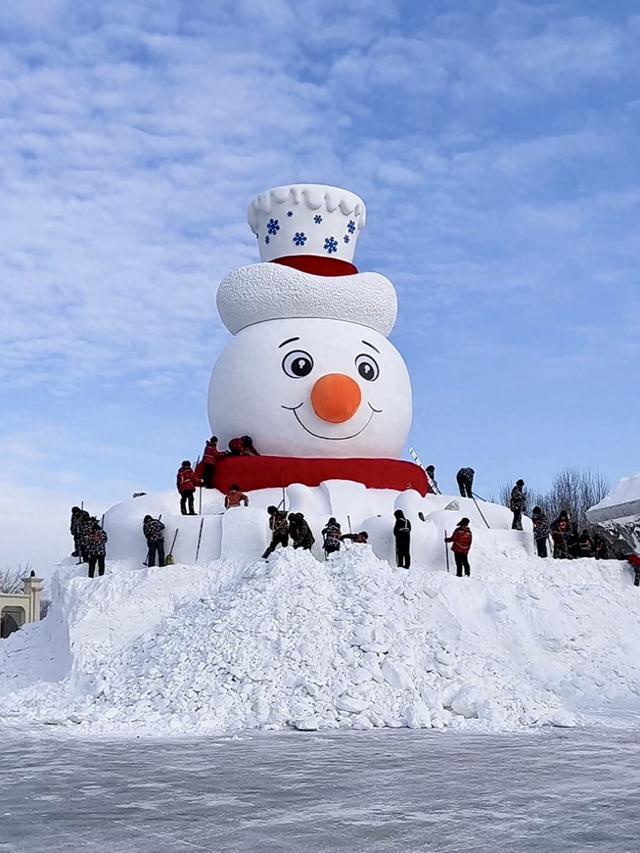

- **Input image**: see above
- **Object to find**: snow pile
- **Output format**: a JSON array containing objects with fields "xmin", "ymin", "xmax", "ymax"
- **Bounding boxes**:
[{"xmin": 2, "ymin": 543, "xmax": 640, "ymax": 737}]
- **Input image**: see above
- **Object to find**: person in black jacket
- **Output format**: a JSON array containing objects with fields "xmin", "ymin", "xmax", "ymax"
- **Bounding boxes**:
[
  {"xmin": 262, "ymin": 506, "xmax": 289, "ymax": 558},
  {"xmin": 393, "ymin": 509, "xmax": 412, "ymax": 568},
  {"xmin": 510, "ymin": 479, "xmax": 526, "ymax": 530},
  {"xmin": 143, "ymin": 515, "xmax": 165, "ymax": 567},
  {"xmin": 70, "ymin": 506, "xmax": 83, "ymax": 557},
  {"xmin": 86, "ymin": 518, "xmax": 108, "ymax": 578},
  {"xmin": 322, "ymin": 518, "xmax": 342, "ymax": 557},
  {"xmin": 456, "ymin": 467, "xmax": 474, "ymax": 498},
  {"xmin": 531, "ymin": 506, "xmax": 550, "ymax": 557},
  {"xmin": 290, "ymin": 513, "xmax": 315, "ymax": 550}
]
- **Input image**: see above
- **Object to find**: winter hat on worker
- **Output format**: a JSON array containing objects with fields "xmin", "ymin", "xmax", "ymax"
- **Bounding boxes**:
[{"xmin": 216, "ymin": 183, "xmax": 398, "ymax": 337}]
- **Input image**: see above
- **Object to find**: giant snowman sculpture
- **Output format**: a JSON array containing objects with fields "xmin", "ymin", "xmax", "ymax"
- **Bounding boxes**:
[
  {"xmin": 207, "ymin": 183, "xmax": 426, "ymax": 496},
  {"xmin": 104, "ymin": 183, "xmax": 525, "ymax": 566}
]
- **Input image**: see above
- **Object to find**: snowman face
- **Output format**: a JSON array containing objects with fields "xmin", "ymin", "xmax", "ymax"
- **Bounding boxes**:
[{"xmin": 208, "ymin": 318, "xmax": 412, "ymax": 458}]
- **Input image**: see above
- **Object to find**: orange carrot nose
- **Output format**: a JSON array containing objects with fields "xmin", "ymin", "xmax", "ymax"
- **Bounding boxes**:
[{"xmin": 311, "ymin": 373, "xmax": 362, "ymax": 423}]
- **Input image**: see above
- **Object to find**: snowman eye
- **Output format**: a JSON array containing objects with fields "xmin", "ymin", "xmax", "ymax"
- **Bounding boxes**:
[
  {"xmin": 355, "ymin": 353, "xmax": 379, "ymax": 382},
  {"xmin": 282, "ymin": 350, "xmax": 314, "ymax": 378}
]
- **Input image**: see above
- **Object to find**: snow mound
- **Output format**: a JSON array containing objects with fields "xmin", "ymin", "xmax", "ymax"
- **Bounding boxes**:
[{"xmin": 2, "ymin": 545, "xmax": 640, "ymax": 738}]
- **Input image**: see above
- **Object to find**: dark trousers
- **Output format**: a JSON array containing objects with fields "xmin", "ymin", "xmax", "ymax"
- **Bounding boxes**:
[
  {"xmin": 72, "ymin": 535, "xmax": 81, "ymax": 557},
  {"xmin": 396, "ymin": 540, "xmax": 411, "ymax": 568},
  {"xmin": 535, "ymin": 537, "xmax": 548, "ymax": 558},
  {"xmin": 457, "ymin": 474, "xmax": 473, "ymax": 498},
  {"xmin": 634, "ymin": 570, "xmax": 640, "ymax": 587},
  {"xmin": 147, "ymin": 541, "xmax": 165, "ymax": 567},
  {"xmin": 202, "ymin": 464, "xmax": 215, "ymax": 489},
  {"xmin": 454, "ymin": 552, "xmax": 470, "ymax": 577},
  {"xmin": 180, "ymin": 490, "xmax": 195, "ymax": 515},
  {"xmin": 88, "ymin": 555, "xmax": 105, "ymax": 578},
  {"xmin": 511, "ymin": 508, "xmax": 523, "ymax": 530},
  {"xmin": 553, "ymin": 535, "xmax": 568, "ymax": 559},
  {"xmin": 324, "ymin": 543, "xmax": 340, "ymax": 557},
  {"xmin": 262, "ymin": 532, "xmax": 288, "ymax": 558}
]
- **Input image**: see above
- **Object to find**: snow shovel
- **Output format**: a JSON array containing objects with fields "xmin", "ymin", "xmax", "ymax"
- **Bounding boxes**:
[
  {"xmin": 444, "ymin": 530, "xmax": 450, "ymax": 574},
  {"xmin": 165, "ymin": 529, "xmax": 179, "ymax": 565}
]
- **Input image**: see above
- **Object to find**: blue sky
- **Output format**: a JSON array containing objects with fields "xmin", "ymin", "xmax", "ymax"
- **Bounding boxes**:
[{"xmin": 1, "ymin": 0, "xmax": 638, "ymax": 567}]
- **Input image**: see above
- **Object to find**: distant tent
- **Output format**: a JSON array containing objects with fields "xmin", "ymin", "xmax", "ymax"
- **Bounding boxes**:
[{"xmin": 587, "ymin": 474, "xmax": 640, "ymax": 555}]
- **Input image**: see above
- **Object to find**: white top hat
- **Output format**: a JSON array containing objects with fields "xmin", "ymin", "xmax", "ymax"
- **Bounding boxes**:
[{"xmin": 247, "ymin": 184, "xmax": 366, "ymax": 265}]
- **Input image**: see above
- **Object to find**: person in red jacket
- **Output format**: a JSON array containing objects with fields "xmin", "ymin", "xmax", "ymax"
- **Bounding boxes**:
[
  {"xmin": 228, "ymin": 435, "xmax": 260, "ymax": 456},
  {"xmin": 446, "ymin": 518, "xmax": 473, "ymax": 577},
  {"xmin": 202, "ymin": 436, "xmax": 227, "ymax": 489},
  {"xmin": 627, "ymin": 553, "xmax": 640, "ymax": 587},
  {"xmin": 176, "ymin": 460, "xmax": 199, "ymax": 516},
  {"xmin": 225, "ymin": 484, "xmax": 249, "ymax": 509}
]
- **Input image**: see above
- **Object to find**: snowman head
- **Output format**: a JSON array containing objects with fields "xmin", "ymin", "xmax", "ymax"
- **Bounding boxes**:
[
  {"xmin": 208, "ymin": 183, "xmax": 413, "ymax": 458},
  {"xmin": 208, "ymin": 316, "xmax": 411, "ymax": 458}
]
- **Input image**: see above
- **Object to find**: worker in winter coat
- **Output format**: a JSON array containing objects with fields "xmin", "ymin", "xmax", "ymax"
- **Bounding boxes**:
[
  {"xmin": 77, "ymin": 510, "xmax": 93, "ymax": 563},
  {"xmin": 290, "ymin": 513, "xmax": 315, "ymax": 550},
  {"xmin": 202, "ymin": 436, "xmax": 227, "ymax": 489},
  {"xmin": 531, "ymin": 506, "xmax": 550, "ymax": 557},
  {"xmin": 510, "ymin": 479, "xmax": 526, "ymax": 530},
  {"xmin": 576, "ymin": 530, "xmax": 594, "ymax": 558},
  {"xmin": 177, "ymin": 460, "xmax": 199, "ymax": 516},
  {"xmin": 393, "ymin": 509, "xmax": 412, "ymax": 569},
  {"xmin": 143, "ymin": 515, "xmax": 165, "ymax": 567},
  {"xmin": 445, "ymin": 518, "xmax": 473, "ymax": 577},
  {"xmin": 456, "ymin": 468, "xmax": 475, "ymax": 498},
  {"xmin": 86, "ymin": 518, "xmax": 108, "ymax": 578},
  {"xmin": 550, "ymin": 511, "xmax": 571, "ymax": 559},
  {"xmin": 425, "ymin": 465, "xmax": 440, "ymax": 495},
  {"xmin": 70, "ymin": 506, "xmax": 83, "ymax": 557},
  {"xmin": 262, "ymin": 505, "xmax": 289, "ymax": 558},
  {"xmin": 225, "ymin": 484, "xmax": 249, "ymax": 509},
  {"xmin": 228, "ymin": 435, "xmax": 260, "ymax": 456},
  {"xmin": 322, "ymin": 518, "xmax": 342, "ymax": 556},
  {"xmin": 594, "ymin": 535, "xmax": 609, "ymax": 560},
  {"xmin": 341, "ymin": 531, "xmax": 369, "ymax": 545},
  {"xmin": 627, "ymin": 553, "xmax": 640, "ymax": 587}
]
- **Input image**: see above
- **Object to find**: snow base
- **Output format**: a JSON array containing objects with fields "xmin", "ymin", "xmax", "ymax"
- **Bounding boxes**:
[{"xmin": 2, "ymin": 545, "xmax": 640, "ymax": 738}]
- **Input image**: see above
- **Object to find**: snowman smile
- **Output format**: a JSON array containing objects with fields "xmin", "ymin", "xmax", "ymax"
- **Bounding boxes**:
[{"xmin": 282, "ymin": 402, "xmax": 382, "ymax": 441}]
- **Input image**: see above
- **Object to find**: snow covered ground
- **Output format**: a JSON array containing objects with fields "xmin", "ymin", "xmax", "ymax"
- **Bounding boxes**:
[
  {"xmin": 2, "ymin": 727, "xmax": 640, "ymax": 852},
  {"xmin": 1, "ymin": 539, "xmax": 640, "ymax": 738}
]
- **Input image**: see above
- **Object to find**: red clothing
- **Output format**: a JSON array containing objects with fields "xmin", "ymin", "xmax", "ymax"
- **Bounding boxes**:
[
  {"xmin": 228, "ymin": 438, "xmax": 245, "ymax": 455},
  {"xmin": 225, "ymin": 490, "xmax": 248, "ymax": 508},
  {"xmin": 448, "ymin": 527, "xmax": 472, "ymax": 554},
  {"xmin": 177, "ymin": 467, "xmax": 199, "ymax": 493},
  {"xmin": 628, "ymin": 554, "xmax": 640, "ymax": 569},
  {"xmin": 203, "ymin": 442, "xmax": 226, "ymax": 465}
]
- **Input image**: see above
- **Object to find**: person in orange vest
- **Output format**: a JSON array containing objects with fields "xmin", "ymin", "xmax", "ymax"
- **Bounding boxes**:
[
  {"xmin": 176, "ymin": 460, "xmax": 200, "ymax": 516},
  {"xmin": 202, "ymin": 436, "xmax": 227, "ymax": 489},
  {"xmin": 445, "ymin": 518, "xmax": 473, "ymax": 577},
  {"xmin": 225, "ymin": 484, "xmax": 249, "ymax": 509}
]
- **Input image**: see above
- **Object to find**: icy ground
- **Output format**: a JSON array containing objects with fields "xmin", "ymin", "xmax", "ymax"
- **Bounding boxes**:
[{"xmin": 2, "ymin": 727, "xmax": 640, "ymax": 852}]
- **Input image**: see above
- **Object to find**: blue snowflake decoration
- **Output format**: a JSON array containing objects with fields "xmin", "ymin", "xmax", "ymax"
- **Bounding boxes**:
[
  {"xmin": 343, "ymin": 235, "xmax": 350, "ymax": 244},
  {"xmin": 347, "ymin": 220, "xmax": 356, "ymax": 234},
  {"xmin": 324, "ymin": 236, "xmax": 338, "ymax": 254},
  {"xmin": 314, "ymin": 214, "xmax": 323, "ymax": 224},
  {"xmin": 267, "ymin": 218, "xmax": 280, "ymax": 235},
  {"xmin": 287, "ymin": 210, "xmax": 294, "ymax": 217},
  {"xmin": 292, "ymin": 232, "xmax": 307, "ymax": 246},
  {"xmin": 264, "ymin": 235, "xmax": 270, "ymax": 244}
]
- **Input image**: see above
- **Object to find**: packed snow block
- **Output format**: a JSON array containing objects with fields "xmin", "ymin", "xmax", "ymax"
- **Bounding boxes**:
[
  {"xmin": 220, "ymin": 507, "xmax": 268, "ymax": 561},
  {"xmin": 210, "ymin": 455, "xmax": 428, "ymax": 496},
  {"xmin": 103, "ymin": 491, "xmax": 178, "ymax": 562}
]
